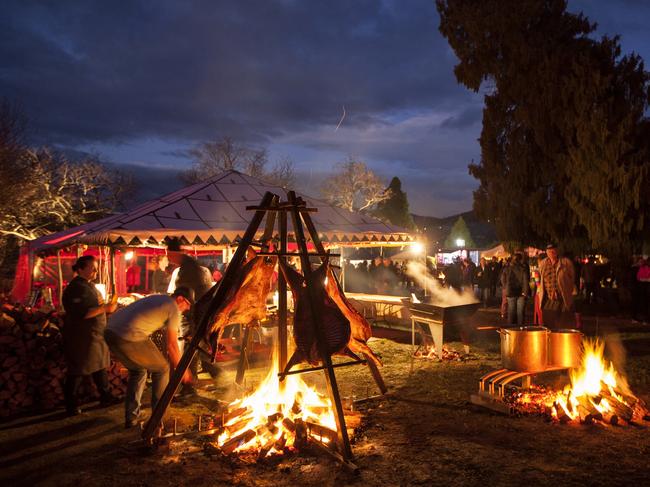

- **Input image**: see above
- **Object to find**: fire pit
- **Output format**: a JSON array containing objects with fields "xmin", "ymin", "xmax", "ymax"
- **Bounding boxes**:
[
  {"xmin": 471, "ymin": 338, "xmax": 650, "ymax": 426},
  {"xmin": 406, "ymin": 298, "xmax": 480, "ymax": 359}
]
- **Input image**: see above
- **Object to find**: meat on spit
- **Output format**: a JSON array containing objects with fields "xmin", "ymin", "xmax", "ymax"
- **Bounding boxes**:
[
  {"xmin": 278, "ymin": 257, "xmax": 382, "ymax": 373},
  {"xmin": 278, "ymin": 257, "xmax": 351, "ymax": 368},
  {"xmin": 195, "ymin": 252, "xmax": 277, "ymax": 356},
  {"xmin": 324, "ymin": 267, "xmax": 382, "ymax": 367}
]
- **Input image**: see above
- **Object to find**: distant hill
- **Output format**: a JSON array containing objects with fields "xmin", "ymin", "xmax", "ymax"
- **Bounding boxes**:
[
  {"xmin": 412, "ymin": 211, "xmax": 498, "ymax": 250},
  {"xmin": 105, "ymin": 162, "xmax": 185, "ymax": 208}
]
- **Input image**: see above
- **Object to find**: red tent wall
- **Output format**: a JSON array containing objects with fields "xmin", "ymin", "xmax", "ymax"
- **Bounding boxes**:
[{"xmin": 10, "ymin": 244, "xmax": 31, "ymax": 303}]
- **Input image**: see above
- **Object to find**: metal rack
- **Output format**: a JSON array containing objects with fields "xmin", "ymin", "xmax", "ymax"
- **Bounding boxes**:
[{"xmin": 470, "ymin": 366, "xmax": 569, "ymax": 414}]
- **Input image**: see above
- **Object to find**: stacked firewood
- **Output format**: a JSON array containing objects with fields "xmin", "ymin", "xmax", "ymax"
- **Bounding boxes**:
[{"xmin": 0, "ymin": 304, "xmax": 128, "ymax": 417}]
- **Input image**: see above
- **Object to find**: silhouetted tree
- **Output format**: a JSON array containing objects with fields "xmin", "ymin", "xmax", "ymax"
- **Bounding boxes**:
[
  {"xmin": 374, "ymin": 177, "xmax": 415, "ymax": 229},
  {"xmin": 437, "ymin": 0, "xmax": 650, "ymax": 257},
  {"xmin": 183, "ymin": 136, "xmax": 296, "ymax": 188}
]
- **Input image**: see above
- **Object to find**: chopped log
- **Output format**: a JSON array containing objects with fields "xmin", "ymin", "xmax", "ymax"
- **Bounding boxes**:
[
  {"xmin": 304, "ymin": 420, "xmax": 337, "ymax": 442},
  {"xmin": 257, "ymin": 434, "xmax": 277, "ymax": 460},
  {"xmin": 601, "ymin": 410, "xmax": 619, "ymax": 426},
  {"xmin": 267, "ymin": 412, "xmax": 282, "ymax": 424},
  {"xmin": 225, "ymin": 415, "xmax": 254, "ymax": 434},
  {"xmin": 274, "ymin": 433, "xmax": 287, "ymax": 451},
  {"xmin": 220, "ymin": 429, "xmax": 256, "ymax": 454},
  {"xmin": 281, "ymin": 417, "xmax": 296, "ymax": 432},
  {"xmin": 222, "ymin": 406, "xmax": 248, "ymax": 424},
  {"xmin": 294, "ymin": 418, "xmax": 308, "ymax": 449},
  {"xmin": 553, "ymin": 401, "xmax": 571, "ymax": 423}
]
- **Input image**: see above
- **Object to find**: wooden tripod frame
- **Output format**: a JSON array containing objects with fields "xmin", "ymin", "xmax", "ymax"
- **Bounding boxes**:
[{"xmin": 142, "ymin": 191, "xmax": 387, "ymax": 468}]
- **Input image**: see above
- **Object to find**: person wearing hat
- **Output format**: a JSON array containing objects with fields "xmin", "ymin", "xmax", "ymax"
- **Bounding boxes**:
[
  {"xmin": 104, "ymin": 287, "xmax": 194, "ymax": 428},
  {"xmin": 538, "ymin": 244, "xmax": 576, "ymax": 329}
]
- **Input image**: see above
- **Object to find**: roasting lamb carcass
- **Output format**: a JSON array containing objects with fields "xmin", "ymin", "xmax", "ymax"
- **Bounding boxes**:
[
  {"xmin": 324, "ymin": 267, "xmax": 382, "ymax": 367},
  {"xmin": 195, "ymin": 253, "xmax": 277, "ymax": 355},
  {"xmin": 278, "ymin": 258, "xmax": 352, "ymax": 368}
]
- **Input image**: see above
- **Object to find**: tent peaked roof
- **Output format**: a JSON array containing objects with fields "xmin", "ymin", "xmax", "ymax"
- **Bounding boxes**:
[{"xmin": 31, "ymin": 170, "xmax": 413, "ymax": 252}]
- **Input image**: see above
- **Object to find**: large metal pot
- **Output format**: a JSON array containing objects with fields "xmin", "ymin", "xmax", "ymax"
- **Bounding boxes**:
[
  {"xmin": 499, "ymin": 326, "xmax": 549, "ymax": 372},
  {"xmin": 548, "ymin": 329, "xmax": 583, "ymax": 368}
]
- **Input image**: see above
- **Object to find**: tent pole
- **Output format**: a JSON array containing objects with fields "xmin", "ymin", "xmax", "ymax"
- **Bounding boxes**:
[
  {"xmin": 109, "ymin": 246, "xmax": 116, "ymax": 297},
  {"xmin": 340, "ymin": 246, "xmax": 345, "ymax": 292},
  {"xmin": 56, "ymin": 249, "xmax": 64, "ymax": 306}
]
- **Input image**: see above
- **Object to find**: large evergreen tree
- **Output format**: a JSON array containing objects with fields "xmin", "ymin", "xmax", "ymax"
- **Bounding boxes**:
[
  {"xmin": 437, "ymin": 0, "xmax": 650, "ymax": 257},
  {"xmin": 374, "ymin": 177, "xmax": 416, "ymax": 229}
]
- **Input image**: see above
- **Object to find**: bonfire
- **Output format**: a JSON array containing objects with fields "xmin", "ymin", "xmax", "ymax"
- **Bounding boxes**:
[
  {"xmin": 207, "ymin": 354, "xmax": 358, "ymax": 458},
  {"xmin": 511, "ymin": 339, "xmax": 649, "ymax": 425}
]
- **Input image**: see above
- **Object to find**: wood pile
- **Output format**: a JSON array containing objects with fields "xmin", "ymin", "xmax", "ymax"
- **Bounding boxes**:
[{"xmin": 0, "ymin": 304, "xmax": 127, "ymax": 418}]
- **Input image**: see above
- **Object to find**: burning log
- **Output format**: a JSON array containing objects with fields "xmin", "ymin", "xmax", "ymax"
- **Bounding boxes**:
[
  {"xmin": 281, "ymin": 417, "xmax": 296, "ymax": 432},
  {"xmin": 257, "ymin": 435, "xmax": 277, "ymax": 460},
  {"xmin": 222, "ymin": 406, "xmax": 249, "ymax": 424},
  {"xmin": 553, "ymin": 401, "xmax": 571, "ymax": 423},
  {"xmin": 305, "ymin": 420, "xmax": 338, "ymax": 443},
  {"xmin": 220, "ymin": 429, "xmax": 257, "ymax": 454},
  {"xmin": 576, "ymin": 396, "xmax": 603, "ymax": 424},
  {"xmin": 267, "ymin": 412, "xmax": 282, "ymax": 424},
  {"xmin": 294, "ymin": 418, "xmax": 308, "ymax": 449},
  {"xmin": 225, "ymin": 415, "xmax": 255, "ymax": 434},
  {"xmin": 601, "ymin": 410, "xmax": 619, "ymax": 426},
  {"xmin": 274, "ymin": 433, "xmax": 287, "ymax": 451}
]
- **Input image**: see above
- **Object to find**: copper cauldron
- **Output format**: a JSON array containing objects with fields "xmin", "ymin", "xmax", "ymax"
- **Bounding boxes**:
[
  {"xmin": 548, "ymin": 329, "xmax": 583, "ymax": 368},
  {"xmin": 499, "ymin": 326, "xmax": 550, "ymax": 372}
]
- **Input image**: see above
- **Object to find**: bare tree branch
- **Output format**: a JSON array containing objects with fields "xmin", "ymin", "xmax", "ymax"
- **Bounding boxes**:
[{"xmin": 320, "ymin": 158, "xmax": 390, "ymax": 212}]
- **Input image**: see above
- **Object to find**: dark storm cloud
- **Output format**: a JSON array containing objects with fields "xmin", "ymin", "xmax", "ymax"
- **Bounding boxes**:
[{"xmin": 1, "ymin": 0, "xmax": 468, "ymax": 147}]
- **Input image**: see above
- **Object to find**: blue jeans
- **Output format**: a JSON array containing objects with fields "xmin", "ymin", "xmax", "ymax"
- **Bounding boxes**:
[
  {"xmin": 507, "ymin": 296, "xmax": 526, "ymax": 326},
  {"xmin": 104, "ymin": 330, "xmax": 170, "ymax": 423}
]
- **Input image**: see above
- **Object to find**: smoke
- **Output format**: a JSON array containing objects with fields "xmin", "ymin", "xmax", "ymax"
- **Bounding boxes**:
[{"xmin": 405, "ymin": 261, "xmax": 478, "ymax": 306}]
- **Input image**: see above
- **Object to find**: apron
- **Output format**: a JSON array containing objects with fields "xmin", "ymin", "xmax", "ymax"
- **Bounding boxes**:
[{"xmin": 62, "ymin": 276, "xmax": 110, "ymax": 375}]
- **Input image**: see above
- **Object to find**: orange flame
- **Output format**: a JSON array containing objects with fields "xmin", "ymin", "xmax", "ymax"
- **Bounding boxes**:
[{"xmin": 216, "ymin": 355, "xmax": 337, "ymax": 455}]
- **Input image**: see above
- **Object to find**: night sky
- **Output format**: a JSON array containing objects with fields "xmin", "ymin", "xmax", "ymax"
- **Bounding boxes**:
[{"xmin": 2, "ymin": 1, "xmax": 649, "ymax": 216}]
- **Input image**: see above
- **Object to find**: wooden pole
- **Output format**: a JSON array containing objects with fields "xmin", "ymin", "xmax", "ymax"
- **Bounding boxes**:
[
  {"xmin": 234, "ymin": 195, "xmax": 278, "ymax": 386},
  {"xmin": 287, "ymin": 191, "xmax": 353, "ymax": 461},
  {"xmin": 142, "ymin": 191, "xmax": 276, "ymax": 444},
  {"xmin": 278, "ymin": 210, "xmax": 288, "ymax": 381}
]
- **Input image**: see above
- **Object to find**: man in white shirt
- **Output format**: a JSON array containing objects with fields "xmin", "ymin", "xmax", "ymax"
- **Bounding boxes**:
[{"xmin": 104, "ymin": 287, "xmax": 194, "ymax": 428}]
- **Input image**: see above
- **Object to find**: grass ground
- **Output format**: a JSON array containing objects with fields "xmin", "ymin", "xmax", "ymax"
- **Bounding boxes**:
[{"xmin": 1, "ymin": 308, "xmax": 649, "ymax": 487}]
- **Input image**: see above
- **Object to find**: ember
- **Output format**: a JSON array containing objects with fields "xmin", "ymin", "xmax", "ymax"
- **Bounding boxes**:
[
  {"xmin": 511, "ymin": 339, "xmax": 649, "ymax": 425},
  {"xmin": 414, "ymin": 345, "xmax": 463, "ymax": 361}
]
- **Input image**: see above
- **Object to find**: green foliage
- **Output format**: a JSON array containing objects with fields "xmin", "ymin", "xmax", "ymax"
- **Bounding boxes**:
[
  {"xmin": 443, "ymin": 216, "xmax": 476, "ymax": 248},
  {"xmin": 437, "ymin": 0, "xmax": 650, "ymax": 258},
  {"xmin": 374, "ymin": 177, "xmax": 416, "ymax": 229}
]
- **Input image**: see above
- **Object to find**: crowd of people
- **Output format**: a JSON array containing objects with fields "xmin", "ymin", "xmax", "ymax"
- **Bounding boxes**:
[
  {"xmin": 58, "ymin": 240, "xmax": 650, "ymax": 426},
  {"xmin": 442, "ymin": 245, "xmax": 650, "ymax": 328},
  {"xmin": 343, "ymin": 256, "xmax": 413, "ymax": 295}
]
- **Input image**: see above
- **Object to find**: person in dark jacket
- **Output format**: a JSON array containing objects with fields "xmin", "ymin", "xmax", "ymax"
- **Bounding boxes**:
[
  {"xmin": 505, "ymin": 252, "xmax": 530, "ymax": 325},
  {"xmin": 167, "ymin": 238, "xmax": 216, "ymax": 388},
  {"xmin": 476, "ymin": 257, "xmax": 491, "ymax": 307},
  {"xmin": 62, "ymin": 255, "xmax": 119, "ymax": 415}
]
